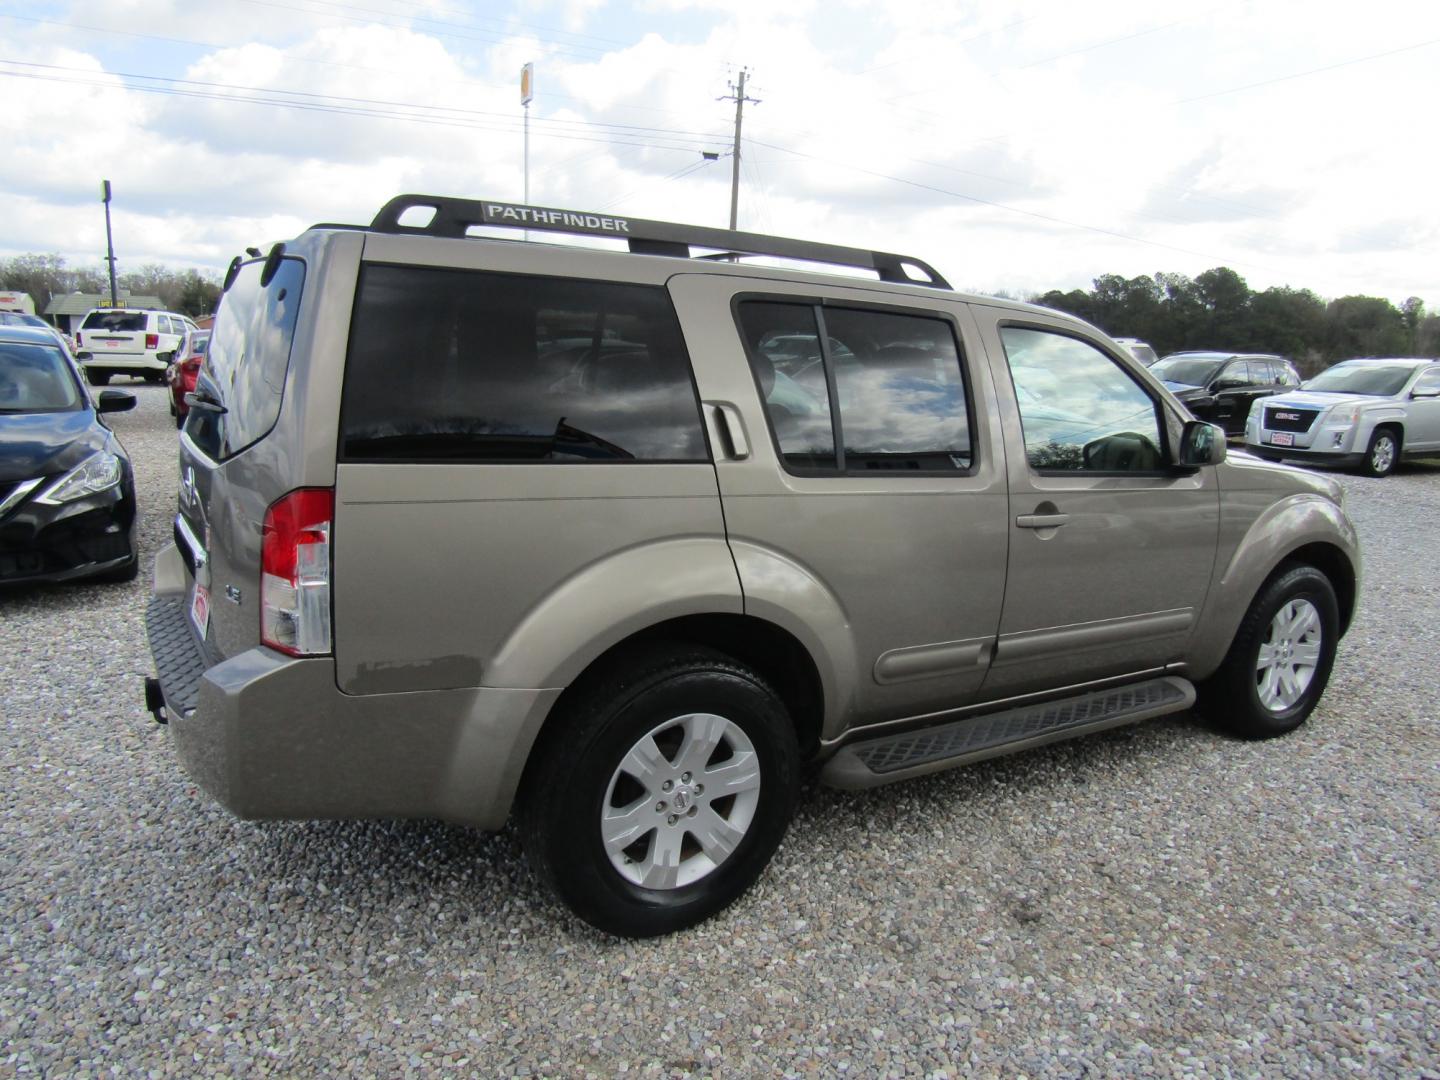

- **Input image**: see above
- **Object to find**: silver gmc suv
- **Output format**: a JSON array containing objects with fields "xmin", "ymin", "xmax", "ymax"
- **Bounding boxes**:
[{"xmin": 145, "ymin": 196, "xmax": 1360, "ymax": 937}]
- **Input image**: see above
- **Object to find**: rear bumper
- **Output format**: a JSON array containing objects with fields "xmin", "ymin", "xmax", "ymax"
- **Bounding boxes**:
[
  {"xmin": 80, "ymin": 355, "xmax": 168, "ymax": 371},
  {"xmin": 145, "ymin": 546, "xmax": 560, "ymax": 829}
]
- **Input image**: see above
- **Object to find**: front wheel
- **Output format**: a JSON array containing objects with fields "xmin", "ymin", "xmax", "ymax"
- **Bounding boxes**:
[
  {"xmin": 1361, "ymin": 428, "xmax": 1398, "ymax": 477},
  {"xmin": 87, "ymin": 370, "xmax": 110, "ymax": 386},
  {"xmin": 520, "ymin": 646, "xmax": 799, "ymax": 937},
  {"xmin": 1199, "ymin": 564, "xmax": 1339, "ymax": 739}
]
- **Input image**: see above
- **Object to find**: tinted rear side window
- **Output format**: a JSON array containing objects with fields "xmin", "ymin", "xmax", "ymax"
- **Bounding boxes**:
[
  {"xmin": 186, "ymin": 257, "xmax": 306, "ymax": 461},
  {"xmin": 82, "ymin": 311, "xmax": 146, "ymax": 332},
  {"xmin": 737, "ymin": 299, "xmax": 972, "ymax": 473},
  {"xmin": 340, "ymin": 265, "xmax": 707, "ymax": 463}
]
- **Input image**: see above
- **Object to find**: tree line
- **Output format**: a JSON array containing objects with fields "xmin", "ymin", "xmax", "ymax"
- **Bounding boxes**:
[
  {"xmin": 0, "ymin": 254, "xmax": 222, "ymax": 319},
  {"xmin": 1032, "ymin": 267, "xmax": 1439, "ymax": 376},
  {"xmin": 6, "ymin": 253, "xmax": 1436, "ymax": 378}
]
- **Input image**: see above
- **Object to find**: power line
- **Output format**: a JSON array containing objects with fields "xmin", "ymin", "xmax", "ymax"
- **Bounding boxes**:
[
  {"xmin": 596, "ymin": 154, "xmax": 720, "ymax": 213},
  {"xmin": 0, "ymin": 11, "xmax": 725, "ymax": 128},
  {"xmin": 1173, "ymin": 34, "xmax": 1440, "ymax": 104},
  {"xmin": 744, "ymin": 136, "xmax": 1287, "ymax": 274},
  {"xmin": 0, "ymin": 65, "xmax": 722, "ymax": 154},
  {"xmin": 0, "ymin": 58, "xmax": 729, "ymax": 147}
]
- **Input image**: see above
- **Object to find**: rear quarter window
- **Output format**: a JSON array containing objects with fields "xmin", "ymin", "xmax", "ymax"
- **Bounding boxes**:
[
  {"xmin": 185, "ymin": 257, "xmax": 306, "ymax": 461},
  {"xmin": 339, "ymin": 265, "xmax": 707, "ymax": 463}
]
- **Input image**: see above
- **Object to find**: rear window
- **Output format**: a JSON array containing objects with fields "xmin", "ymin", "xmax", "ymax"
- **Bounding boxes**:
[
  {"xmin": 185, "ymin": 258, "xmax": 306, "ymax": 461},
  {"xmin": 339, "ymin": 265, "xmax": 707, "ymax": 463},
  {"xmin": 82, "ymin": 311, "xmax": 146, "ymax": 332}
]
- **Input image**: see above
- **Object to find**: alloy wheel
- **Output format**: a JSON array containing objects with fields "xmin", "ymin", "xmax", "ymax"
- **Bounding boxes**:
[
  {"xmin": 1255, "ymin": 598, "xmax": 1322, "ymax": 712},
  {"xmin": 601, "ymin": 713, "xmax": 762, "ymax": 890}
]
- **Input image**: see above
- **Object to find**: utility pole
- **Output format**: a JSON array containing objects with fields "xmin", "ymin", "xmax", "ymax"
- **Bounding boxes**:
[
  {"xmin": 101, "ymin": 180, "xmax": 118, "ymax": 306},
  {"xmin": 719, "ymin": 69, "xmax": 759, "ymax": 230}
]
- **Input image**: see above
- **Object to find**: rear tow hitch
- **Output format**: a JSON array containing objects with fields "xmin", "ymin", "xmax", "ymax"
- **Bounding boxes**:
[{"xmin": 143, "ymin": 677, "xmax": 168, "ymax": 725}]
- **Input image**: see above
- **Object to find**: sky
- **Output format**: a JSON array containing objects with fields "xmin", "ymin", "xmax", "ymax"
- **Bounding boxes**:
[{"xmin": 2, "ymin": 0, "xmax": 1437, "ymax": 312}]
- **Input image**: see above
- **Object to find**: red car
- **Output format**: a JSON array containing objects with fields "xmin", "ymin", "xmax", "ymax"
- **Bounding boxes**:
[{"xmin": 166, "ymin": 331, "xmax": 209, "ymax": 428}]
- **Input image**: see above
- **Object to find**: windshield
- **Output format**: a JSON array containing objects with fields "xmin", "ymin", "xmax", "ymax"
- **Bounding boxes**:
[
  {"xmin": 82, "ymin": 311, "xmax": 146, "ymax": 332},
  {"xmin": 0, "ymin": 341, "xmax": 83, "ymax": 412},
  {"xmin": 1151, "ymin": 357, "xmax": 1226, "ymax": 386},
  {"xmin": 1303, "ymin": 363, "xmax": 1416, "ymax": 396}
]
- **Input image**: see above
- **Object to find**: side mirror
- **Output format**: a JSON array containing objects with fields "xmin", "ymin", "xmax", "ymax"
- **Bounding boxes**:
[
  {"xmin": 1411, "ymin": 388, "xmax": 1440, "ymax": 399},
  {"xmin": 1177, "ymin": 420, "xmax": 1225, "ymax": 469},
  {"xmin": 1211, "ymin": 378, "xmax": 1245, "ymax": 391},
  {"xmin": 96, "ymin": 389, "xmax": 137, "ymax": 414}
]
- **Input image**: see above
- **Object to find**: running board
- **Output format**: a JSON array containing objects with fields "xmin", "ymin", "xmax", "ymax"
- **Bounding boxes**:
[{"xmin": 821, "ymin": 676, "xmax": 1195, "ymax": 790}]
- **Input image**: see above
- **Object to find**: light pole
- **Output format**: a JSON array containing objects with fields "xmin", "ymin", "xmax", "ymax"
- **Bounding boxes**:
[
  {"xmin": 521, "ymin": 62, "xmax": 534, "ymax": 204},
  {"xmin": 101, "ymin": 180, "xmax": 118, "ymax": 306}
]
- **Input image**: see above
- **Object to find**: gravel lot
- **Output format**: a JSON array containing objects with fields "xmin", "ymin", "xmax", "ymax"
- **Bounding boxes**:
[{"xmin": 3, "ymin": 383, "xmax": 1439, "ymax": 1077}]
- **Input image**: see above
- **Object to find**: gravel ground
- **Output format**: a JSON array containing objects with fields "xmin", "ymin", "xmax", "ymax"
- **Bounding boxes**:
[{"xmin": 3, "ymin": 383, "xmax": 1438, "ymax": 1078}]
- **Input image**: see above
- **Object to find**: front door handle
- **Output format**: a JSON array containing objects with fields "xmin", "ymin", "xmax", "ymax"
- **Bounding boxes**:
[{"xmin": 1016, "ymin": 512, "xmax": 1070, "ymax": 529}]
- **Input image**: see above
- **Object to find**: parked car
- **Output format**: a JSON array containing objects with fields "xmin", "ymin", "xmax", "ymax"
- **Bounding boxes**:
[
  {"xmin": 0, "ymin": 311, "xmax": 76, "ymax": 355},
  {"xmin": 1113, "ymin": 337, "xmax": 1159, "ymax": 366},
  {"xmin": 144, "ymin": 195, "xmax": 1359, "ymax": 937},
  {"xmin": 1150, "ymin": 351, "xmax": 1300, "ymax": 436},
  {"xmin": 73, "ymin": 308, "xmax": 198, "ymax": 385},
  {"xmin": 0, "ymin": 325, "xmax": 138, "ymax": 584},
  {"xmin": 166, "ymin": 331, "xmax": 210, "ymax": 427},
  {"xmin": 1245, "ymin": 357, "xmax": 1440, "ymax": 476}
]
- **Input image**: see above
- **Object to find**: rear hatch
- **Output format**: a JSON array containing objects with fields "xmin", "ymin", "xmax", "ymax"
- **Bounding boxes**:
[
  {"xmin": 177, "ymin": 254, "xmax": 310, "ymax": 661},
  {"xmin": 78, "ymin": 310, "xmax": 146, "ymax": 356}
]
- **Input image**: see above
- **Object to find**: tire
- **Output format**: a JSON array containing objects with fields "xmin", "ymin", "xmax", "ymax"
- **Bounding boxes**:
[
  {"xmin": 520, "ymin": 645, "xmax": 799, "ymax": 937},
  {"xmin": 1198, "ymin": 563, "xmax": 1339, "ymax": 739},
  {"xmin": 175, "ymin": 412, "xmax": 185, "ymax": 429},
  {"xmin": 1361, "ymin": 428, "xmax": 1399, "ymax": 477},
  {"xmin": 87, "ymin": 370, "xmax": 110, "ymax": 386}
]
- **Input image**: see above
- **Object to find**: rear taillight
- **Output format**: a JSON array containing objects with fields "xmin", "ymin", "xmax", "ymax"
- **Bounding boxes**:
[
  {"xmin": 145, "ymin": 332, "xmax": 159, "ymax": 349},
  {"xmin": 74, "ymin": 331, "xmax": 83, "ymax": 346},
  {"xmin": 261, "ymin": 488, "xmax": 334, "ymax": 656}
]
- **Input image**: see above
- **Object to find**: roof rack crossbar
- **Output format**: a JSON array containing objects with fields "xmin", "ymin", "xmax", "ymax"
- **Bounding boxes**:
[{"xmin": 370, "ymin": 195, "xmax": 951, "ymax": 290}]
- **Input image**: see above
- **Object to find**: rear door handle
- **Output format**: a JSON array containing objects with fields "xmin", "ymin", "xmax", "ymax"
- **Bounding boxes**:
[
  {"xmin": 1016, "ymin": 512, "xmax": 1070, "ymax": 529},
  {"xmin": 707, "ymin": 402, "xmax": 750, "ymax": 460}
]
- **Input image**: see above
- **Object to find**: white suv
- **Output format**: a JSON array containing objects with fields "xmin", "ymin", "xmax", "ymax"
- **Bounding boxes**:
[{"xmin": 75, "ymin": 308, "xmax": 197, "ymax": 385}]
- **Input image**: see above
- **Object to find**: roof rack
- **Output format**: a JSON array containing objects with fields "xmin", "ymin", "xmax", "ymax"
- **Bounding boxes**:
[{"xmin": 369, "ymin": 195, "xmax": 952, "ymax": 290}]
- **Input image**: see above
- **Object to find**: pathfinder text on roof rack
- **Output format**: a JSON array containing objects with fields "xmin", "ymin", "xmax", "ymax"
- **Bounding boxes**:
[{"xmin": 484, "ymin": 202, "xmax": 632, "ymax": 234}]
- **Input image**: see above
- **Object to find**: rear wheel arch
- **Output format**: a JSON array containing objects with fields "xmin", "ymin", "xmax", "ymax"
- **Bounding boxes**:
[{"xmin": 521, "ymin": 613, "xmax": 825, "ymax": 795}]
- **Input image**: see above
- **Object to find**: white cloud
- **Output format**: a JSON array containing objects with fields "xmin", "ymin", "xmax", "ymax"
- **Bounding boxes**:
[{"xmin": 0, "ymin": 0, "xmax": 1436, "ymax": 307}]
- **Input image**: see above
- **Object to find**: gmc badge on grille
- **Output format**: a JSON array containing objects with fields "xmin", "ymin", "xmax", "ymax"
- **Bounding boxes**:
[{"xmin": 1275, "ymin": 411, "xmax": 1301, "ymax": 421}]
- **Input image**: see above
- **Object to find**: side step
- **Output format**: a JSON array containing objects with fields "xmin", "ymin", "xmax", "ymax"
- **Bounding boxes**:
[{"xmin": 821, "ymin": 676, "xmax": 1195, "ymax": 790}]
